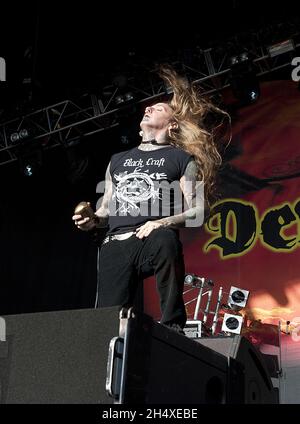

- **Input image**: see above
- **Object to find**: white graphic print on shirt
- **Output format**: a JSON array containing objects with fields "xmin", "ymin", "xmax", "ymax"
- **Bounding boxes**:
[{"xmin": 113, "ymin": 166, "xmax": 167, "ymax": 214}]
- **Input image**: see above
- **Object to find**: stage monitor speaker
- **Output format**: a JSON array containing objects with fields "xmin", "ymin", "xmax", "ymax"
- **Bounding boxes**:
[
  {"xmin": 0, "ymin": 307, "xmax": 120, "ymax": 404},
  {"xmin": 107, "ymin": 311, "xmax": 244, "ymax": 404},
  {"xmin": 196, "ymin": 335, "xmax": 279, "ymax": 404}
]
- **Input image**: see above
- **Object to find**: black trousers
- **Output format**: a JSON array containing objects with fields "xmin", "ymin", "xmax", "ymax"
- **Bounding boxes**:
[{"xmin": 97, "ymin": 228, "xmax": 187, "ymax": 327}]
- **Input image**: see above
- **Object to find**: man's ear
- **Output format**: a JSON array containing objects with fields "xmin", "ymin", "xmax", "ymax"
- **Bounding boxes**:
[{"xmin": 169, "ymin": 121, "xmax": 178, "ymax": 131}]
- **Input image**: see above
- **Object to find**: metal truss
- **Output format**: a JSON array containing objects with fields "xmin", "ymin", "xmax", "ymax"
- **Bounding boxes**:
[
  {"xmin": 0, "ymin": 97, "xmax": 120, "ymax": 167},
  {"xmin": 1, "ymin": 27, "xmax": 300, "ymax": 168}
]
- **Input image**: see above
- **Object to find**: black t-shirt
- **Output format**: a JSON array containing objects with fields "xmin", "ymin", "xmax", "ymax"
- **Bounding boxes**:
[{"xmin": 107, "ymin": 146, "xmax": 193, "ymax": 235}]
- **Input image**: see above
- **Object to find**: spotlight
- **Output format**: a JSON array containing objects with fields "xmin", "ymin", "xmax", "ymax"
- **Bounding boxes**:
[
  {"xmin": 230, "ymin": 71, "xmax": 260, "ymax": 105},
  {"xmin": 185, "ymin": 273, "xmax": 201, "ymax": 285},
  {"xmin": 19, "ymin": 149, "xmax": 43, "ymax": 177},
  {"xmin": 221, "ymin": 313, "xmax": 244, "ymax": 334},
  {"xmin": 240, "ymin": 52, "xmax": 249, "ymax": 62},
  {"xmin": 10, "ymin": 132, "xmax": 20, "ymax": 143},
  {"xmin": 124, "ymin": 92, "xmax": 134, "ymax": 102},
  {"xmin": 23, "ymin": 163, "xmax": 34, "ymax": 177},
  {"xmin": 230, "ymin": 55, "xmax": 240, "ymax": 66},
  {"xmin": 229, "ymin": 52, "xmax": 249, "ymax": 65},
  {"xmin": 228, "ymin": 286, "xmax": 249, "ymax": 311},
  {"xmin": 10, "ymin": 128, "xmax": 30, "ymax": 144},
  {"xmin": 184, "ymin": 273, "xmax": 214, "ymax": 288},
  {"xmin": 21, "ymin": 160, "xmax": 41, "ymax": 177},
  {"xmin": 115, "ymin": 92, "xmax": 135, "ymax": 106},
  {"xmin": 249, "ymin": 90, "xmax": 259, "ymax": 102},
  {"xmin": 19, "ymin": 128, "xmax": 29, "ymax": 139},
  {"xmin": 115, "ymin": 95, "xmax": 125, "ymax": 105},
  {"xmin": 229, "ymin": 55, "xmax": 260, "ymax": 106}
]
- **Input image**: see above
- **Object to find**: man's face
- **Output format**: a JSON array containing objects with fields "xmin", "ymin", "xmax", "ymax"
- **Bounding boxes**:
[{"xmin": 140, "ymin": 102, "xmax": 174, "ymax": 131}]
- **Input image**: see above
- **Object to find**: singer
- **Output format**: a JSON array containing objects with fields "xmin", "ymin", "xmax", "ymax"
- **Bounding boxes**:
[{"xmin": 72, "ymin": 66, "xmax": 227, "ymax": 334}]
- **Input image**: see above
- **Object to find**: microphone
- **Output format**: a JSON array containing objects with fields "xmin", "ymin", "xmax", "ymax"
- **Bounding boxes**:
[{"xmin": 184, "ymin": 273, "xmax": 214, "ymax": 288}]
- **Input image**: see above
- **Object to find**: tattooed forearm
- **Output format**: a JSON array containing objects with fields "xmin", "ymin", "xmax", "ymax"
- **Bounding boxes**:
[{"xmin": 158, "ymin": 159, "xmax": 205, "ymax": 228}]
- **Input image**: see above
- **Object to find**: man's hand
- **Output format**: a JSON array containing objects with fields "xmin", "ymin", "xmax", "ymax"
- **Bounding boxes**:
[
  {"xmin": 72, "ymin": 214, "xmax": 96, "ymax": 232},
  {"xmin": 135, "ymin": 220, "xmax": 165, "ymax": 239}
]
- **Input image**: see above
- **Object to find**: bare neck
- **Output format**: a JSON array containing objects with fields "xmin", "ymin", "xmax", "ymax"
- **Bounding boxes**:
[{"xmin": 138, "ymin": 129, "xmax": 170, "ymax": 151}]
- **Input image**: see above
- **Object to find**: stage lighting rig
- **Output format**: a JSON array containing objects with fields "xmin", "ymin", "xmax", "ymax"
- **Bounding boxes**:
[
  {"xmin": 10, "ymin": 128, "xmax": 30, "ymax": 144},
  {"xmin": 230, "ymin": 52, "xmax": 249, "ymax": 66},
  {"xmin": 124, "ymin": 92, "xmax": 134, "ymax": 102},
  {"xmin": 115, "ymin": 95, "xmax": 125, "ymax": 105},
  {"xmin": 184, "ymin": 273, "xmax": 214, "ymax": 288},
  {"xmin": 115, "ymin": 92, "xmax": 135, "ymax": 106}
]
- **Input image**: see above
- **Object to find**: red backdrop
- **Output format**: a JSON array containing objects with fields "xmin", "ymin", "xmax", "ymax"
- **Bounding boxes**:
[{"xmin": 144, "ymin": 80, "xmax": 300, "ymax": 361}]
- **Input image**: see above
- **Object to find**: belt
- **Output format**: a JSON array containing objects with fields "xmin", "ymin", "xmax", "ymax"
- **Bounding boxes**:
[{"xmin": 102, "ymin": 231, "xmax": 135, "ymax": 245}]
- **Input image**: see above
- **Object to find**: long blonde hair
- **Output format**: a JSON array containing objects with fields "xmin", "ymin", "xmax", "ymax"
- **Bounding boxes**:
[{"xmin": 159, "ymin": 66, "xmax": 230, "ymax": 209}]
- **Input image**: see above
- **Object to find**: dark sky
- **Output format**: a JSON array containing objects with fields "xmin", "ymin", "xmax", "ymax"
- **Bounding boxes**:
[
  {"xmin": 2, "ymin": 2, "xmax": 299, "ymax": 64},
  {"xmin": 1, "ymin": 0, "xmax": 300, "ymax": 104}
]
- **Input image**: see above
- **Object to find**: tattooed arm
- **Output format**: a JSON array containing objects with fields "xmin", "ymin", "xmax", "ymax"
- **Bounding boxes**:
[
  {"xmin": 159, "ymin": 159, "xmax": 204, "ymax": 228},
  {"xmin": 136, "ymin": 160, "xmax": 204, "ymax": 238}
]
